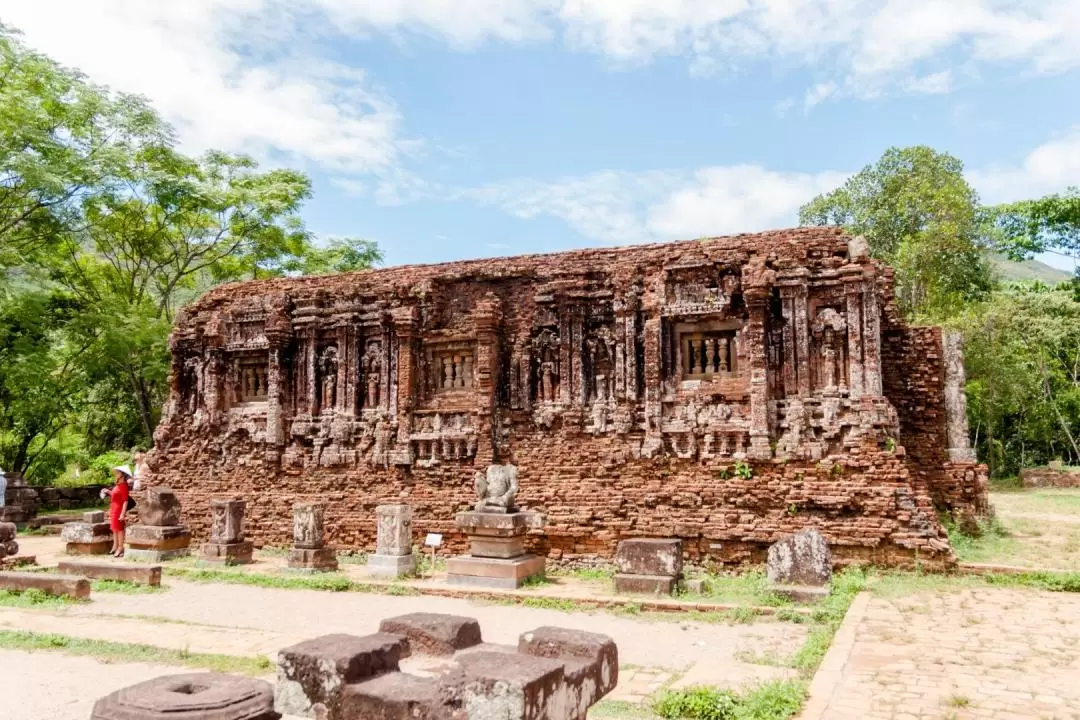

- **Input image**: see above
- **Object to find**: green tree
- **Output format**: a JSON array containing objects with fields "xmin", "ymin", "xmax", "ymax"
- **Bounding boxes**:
[
  {"xmin": 954, "ymin": 284, "xmax": 1080, "ymax": 475},
  {"xmin": 800, "ymin": 146, "xmax": 995, "ymax": 318},
  {"xmin": 0, "ymin": 25, "xmax": 166, "ymax": 275}
]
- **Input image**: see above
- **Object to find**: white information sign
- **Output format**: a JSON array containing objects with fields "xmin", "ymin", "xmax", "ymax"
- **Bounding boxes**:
[{"xmin": 424, "ymin": 533, "xmax": 443, "ymax": 547}]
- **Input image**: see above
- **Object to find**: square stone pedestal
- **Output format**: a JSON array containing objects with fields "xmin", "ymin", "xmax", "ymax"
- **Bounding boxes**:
[
  {"xmin": 614, "ymin": 573, "xmax": 677, "ymax": 595},
  {"xmin": 200, "ymin": 540, "xmax": 254, "ymax": 565},
  {"xmin": 447, "ymin": 511, "xmax": 545, "ymax": 589},
  {"xmin": 447, "ymin": 555, "xmax": 546, "ymax": 590},
  {"xmin": 126, "ymin": 524, "xmax": 191, "ymax": 562},
  {"xmin": 61, "ymin": 521, "xmax": 113, "ymax": 556},
  {"xmin": 288, "ymin": 547, "xmax": 338, "ymax": 572},
  {"xmin": 367, "ymin": 553, "xmax": 416, "ymax": 579}
]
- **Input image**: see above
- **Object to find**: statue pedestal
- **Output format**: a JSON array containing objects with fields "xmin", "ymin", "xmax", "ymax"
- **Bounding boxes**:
[{"xmin": 447, "ymin": 511, "xmax": 545, "ymax": 590}]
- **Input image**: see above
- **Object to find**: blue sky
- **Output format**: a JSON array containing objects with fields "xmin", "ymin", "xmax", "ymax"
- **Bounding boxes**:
[{"xmin": 4, "ymin": 1, "xmax": 1080, "ymax": 268}]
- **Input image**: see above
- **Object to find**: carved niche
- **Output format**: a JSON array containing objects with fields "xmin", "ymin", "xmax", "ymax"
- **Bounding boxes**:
[
  {"xmin": 359, "ymin": 339, "xmax": 384, "ymax": 410},
  {"xmin": 181, "ymin": 354, "xmax": 206, "ymax": 414},
  {"xmin": 232, "ymin": 354, "xmax": 269, "ymax": 403},
  {"xmin": 316, "ymin": 344, "xmax": 339, "ymax": 415},
  {"xmin": 584, "ymin": 322, "xmax": 616, "ymax": 404},
  {"xmin": 811, "ymin": 307, "xmax": 847, "ymax": 394},
  {"xmin": 410, "ymin": 412, "xmax": 478, "ymax": 467},
  {"xmin": 531, "ymin": 328, "xmax": 560, "ymax": 404},
  {"xmin": 424, "ymin": 341, "xmax": 475, "ymax": 396}
]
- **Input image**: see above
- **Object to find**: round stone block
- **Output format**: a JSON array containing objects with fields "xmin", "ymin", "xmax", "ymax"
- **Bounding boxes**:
[{"xmin": 91, "ymin": 672, "xmax": 279, "ymax": 720}]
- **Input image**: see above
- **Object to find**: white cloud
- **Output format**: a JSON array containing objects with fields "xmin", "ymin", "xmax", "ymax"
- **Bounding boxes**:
[
  {"xmin": 803, "ymin": 82, "xmax": 838, "ymax": 111},
  {"xmin": 2, "ymin": 0, "xmax": 410, "ymax": 178},
  {"xmin": 459, "ymin": 166, "xmax": 846, "ymax": 243},
  {"xmin": 463, "ymin": 127, "xmax": 1080, "ymax": 244},
  {"xmin": 969, "ymin": 127, "xmax": 1080, "ymax": 204}
]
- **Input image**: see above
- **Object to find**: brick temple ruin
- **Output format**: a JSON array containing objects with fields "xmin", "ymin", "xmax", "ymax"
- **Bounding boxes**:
[{"xmin": 147, "ymin": 228, "xmax": 989, "ymax": 567}]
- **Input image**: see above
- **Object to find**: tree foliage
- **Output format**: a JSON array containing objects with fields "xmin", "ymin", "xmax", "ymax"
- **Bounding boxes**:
[
  {"xmin": 0, "ymin": 26, "xmax": 381, "ymax": 482},
  {"xmin": 799, "ymin": 146, "xmax": 995, "ymax": 318}
]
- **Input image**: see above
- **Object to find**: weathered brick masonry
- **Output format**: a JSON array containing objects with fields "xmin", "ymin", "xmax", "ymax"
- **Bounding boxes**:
[{"xmin": 147, "ymin": 228, "xmax": 988, "ymax": 567}]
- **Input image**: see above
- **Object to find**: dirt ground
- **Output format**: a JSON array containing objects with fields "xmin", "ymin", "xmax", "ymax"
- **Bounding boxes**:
[{"xmin": 956, "ymin": 489, "xmax": 1080, "ymax": 570}]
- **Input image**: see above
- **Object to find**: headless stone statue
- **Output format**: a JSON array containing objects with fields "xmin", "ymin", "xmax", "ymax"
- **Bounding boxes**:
[{"xmin": 473, "ymin": 464, "xmax": 519, "ymax": 513}]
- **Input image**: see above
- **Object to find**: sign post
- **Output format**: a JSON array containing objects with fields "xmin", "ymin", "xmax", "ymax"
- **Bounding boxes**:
[{"xmin": 423, "ymin": 533, "xmax": 443, "ymax": 578}]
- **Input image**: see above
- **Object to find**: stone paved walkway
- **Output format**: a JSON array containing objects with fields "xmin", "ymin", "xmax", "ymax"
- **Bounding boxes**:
[{"xmin": 804, "ymin": 588, "xmax": 1080, "ymax": 720}]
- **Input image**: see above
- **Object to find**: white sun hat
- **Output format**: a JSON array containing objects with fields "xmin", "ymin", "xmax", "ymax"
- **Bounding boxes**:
[{"xmin": 112, "ymin": 465, "xmax": 134, "ymax": 479}]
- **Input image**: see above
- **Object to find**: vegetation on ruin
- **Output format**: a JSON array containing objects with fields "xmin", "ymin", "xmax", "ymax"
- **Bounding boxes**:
[
  {"xmin": 0, "ymin": 629, "xmax": 273, "ymax": 675},
  {"xmin": 652, "ymin": 681, "xmax": 807, "ymax": 720}
]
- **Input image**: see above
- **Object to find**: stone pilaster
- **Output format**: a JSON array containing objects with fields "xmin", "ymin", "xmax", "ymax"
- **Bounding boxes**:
[
  {"xmin": 862, "ymin": 275, "xmax": 882, "ymax": 396},
  {"xmin": 742, "ymin": 258, "xmax": 776, "ymax": 460},
  {"xmin": 844, "ymin": 276, "xmax": 865, "ymax": 399},
  {"xmin": 943, "ymin": 331, "xmax": 977, "ymax": 462}
]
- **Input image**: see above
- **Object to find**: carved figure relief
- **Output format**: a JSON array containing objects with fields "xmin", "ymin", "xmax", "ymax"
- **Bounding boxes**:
[
  {"xmin": 531, "ymin": 329, "xmax": 560, "ymax": 403},
  {"xmin": 182, "ymin": 356, "xmax": 204, "ymax": 414},
  {"xmin": 317, "ymin": 345, "xmax": 339, "ymax": 413},
  {"xmin": 361, "ymin": 341, "xmax": 383, "ymax": 408},
  {"xmin": 812, "ymin": 308, "xmax": 847, "ymax": 394},
  {"xmin": 585, "ymin": 325, "xmax": 616, "ymax": 402}
]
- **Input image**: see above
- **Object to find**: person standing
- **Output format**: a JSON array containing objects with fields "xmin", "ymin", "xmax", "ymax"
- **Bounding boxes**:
[{"xmin": 102, "ymin": 466, "xmax": 132, "ymax": 558}]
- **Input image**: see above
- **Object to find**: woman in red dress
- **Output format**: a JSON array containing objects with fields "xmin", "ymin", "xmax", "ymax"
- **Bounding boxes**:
[{"xmin": 103, "ymin": 466, "xmax": 132, "ymax": 558}]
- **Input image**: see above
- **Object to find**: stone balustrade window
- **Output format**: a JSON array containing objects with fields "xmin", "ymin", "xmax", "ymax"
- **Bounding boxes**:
[
  {"xmin": 239, "ymin": 362, "xmax": 269, "ymax": 401},
  {"xmin": 683, "ymin": 331, "xmax": 737, "ymax": 377},
  {"xmin": 427, "ymin": 346, "xmax": 474, "ymax": 393}
]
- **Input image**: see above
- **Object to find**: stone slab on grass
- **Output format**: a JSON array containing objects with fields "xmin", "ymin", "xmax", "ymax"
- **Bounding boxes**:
[
  {"xmin": 446, "ymin": 554, "xmax": 545, "ymax": 590},
  {"xmin": 613, "ymin": 573, "xmax": 676, "ymax": 596},
  {"xmin": 57, "ymin": 560, "xmax": 162, "ymax": 586},
  {"xmin": 0, "ymin": 571, "xmax": 90, "ymax": 599},
  {"xmin": 615, "ymin": 539, "xmax": 683, "ymax": 578}
]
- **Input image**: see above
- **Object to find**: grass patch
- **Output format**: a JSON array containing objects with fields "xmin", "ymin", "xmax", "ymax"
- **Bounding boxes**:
[
  {"xmin": 0, "ymin": 589, "xmax": 81, "ymax": 609},
  {"xmin": 652, "ymin": 680, "xmax": 806, "ymax": 720},
  {"xmin": 0, "ymin": 629, "xmax": 273, "ymax": 675},
  {"xmin": 946, "ymin": 515, "xmax": 1020, "ymax": 564},
  {"xmin": 521, "ymin": 574, "xmax": 555, "ymax": 588},
  {"xmin": 169, "ymin": 567, "xmax": 357, "ymax": 592},
  {"xmin": 337, "ymin": 551, "xmax": 369, "ymax": 565},
  {"xmin": 550, "ymin": 567, "xmax": 616, "ymax": 582},
  {"xmin": 91, "ymin": 579, "xmax": 164, "ymax": 594},
  {"xmin": 678, "ymin": 570, "xmax": 790, "ymax": 608},
  {"xmin": 591, "ymin": 699, "xmax": 661, "ymax": 718}
]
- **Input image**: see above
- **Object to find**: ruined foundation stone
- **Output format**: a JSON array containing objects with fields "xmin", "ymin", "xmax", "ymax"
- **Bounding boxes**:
[
  {"xmin": 0, "ymin": 471, "xmax": 38, "ymax": 524},
  {"xmin": 767, "ymin": 527, "xmax": 832, "ymax": 602},
  {"xmin": 288, "ymin": 503, "xmax": 337, "ymax": 572},
  {"xmin": 0, "ymin": 522, "xmax": 18, "ymax": 561},
  {"xmin": 127, "ymin": 487, "xmax": 191, "ymax": 562},
  {"xmin": 272, "ymin": 613, "xmax": 617, "ymax": 720},
  {"xmin": 148, "ymin": 229, "xmax": 990, "ymax": 567},
  {"xmin": 200, "ymin": 499, "xmax": 253, "ymax": 565},
  {"xmin": 91, "ymin": 672, "xmax": 278, "ymax": 720},
  {"xmin": 60, "ymin": 518, "xmax": 113, "ymax": 555},
  {"xmin": 366, "ymin": 504, "xmax": 415, "ymax": 579},
  {"xmin": 613, "ymin": 538, "xmax": 683, "ymax": 595}
]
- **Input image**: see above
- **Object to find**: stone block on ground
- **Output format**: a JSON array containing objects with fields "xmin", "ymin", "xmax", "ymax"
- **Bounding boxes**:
[
  {"xmin": 288, "ymin": 547, "xmax": 338, "ymax": 572},
  {"xmin": 140, "ymin": 487, "xmax": 184, "ymax": 526},
  {"xmin": 366, "ymin": 553, "xmax": 415, "ymax": 579},
  {"xmin": 379, "ymin": 613, "xmax": 483, "ymax": 657},
  {"xmin": 57, "ymin": 559, "xmax": 162, "ymax": 586},
  {"xmin": 441, "ymin": 651, "xmax": 565, "ymax": 719},
  {"xmin": 90, "ymin": 672, "xmax": 278, "ymax": 720},
  {"xmin": 446, "ymin": 554, "xmax": 545, "ymax": 589},
  {"xmin": 766, "ymin": 527, "xmax": 832, "ymax": 587},
  {"xmin": 769, "ymin": 583, "xmax": 830, "ymax": 603},
  {"xmin": 293, "ymin": 503, "xmax": 326, "ymax": 550},
  {"xmin": 83, "ymin": 510, "xmax": 106, "ymax": 524},
  {"xmin": 0, "ymin": 571, "xmax": 90, "ymax": 599},
  {"xmin": 0, "ymin": 555, "xmax": 35, "ymax": 569},
  {"xmin": 341, "ymin": 673, "xmax": 440, "ymax": 720},
  {"xmin": 518, "ymin": 626, "xmax": 620, "ymax": 717},
  {"xmin": 201, "ymin": 540, "xmax": 254, "ymax": 565},
  {"xmin": 0, "ymin": 522, "xmax": 17, "ymax": 542},
  {"xmin": 613, "ymin": 573, "xmax": 676, "ymax": 596},
  {"xmin": 209, "ymin": 499, "xmax": 247, "ymax": 544},
  {"xmin": 275, "ymin": 633, "xmax": 405, "ymax": 720},
  {"xmin": 683, "ymin": 577, "xmax": 712, "ymax": 595},
  {"xmin": 60, "ymin": 521, "xmax": 113, "ymax": 555},
  {"xmin": 127, "ymin": 524, "xmax": 192, "ymax": 550},
  {"xmin": 614, "ymin": 538, "xmax": 683, "ymax": 578}
]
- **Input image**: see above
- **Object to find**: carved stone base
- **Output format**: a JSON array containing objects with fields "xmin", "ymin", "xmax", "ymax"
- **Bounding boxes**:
[
  {"xmin": 127, "ymin": 525, "xmax": 192, "ymax": 552},
  {"xmin": 200, "ymin": 540, "xmax": 254, "ymax": 565},
  {"xmin": 614, "ymin": 573, "xmax": 676, "ymax": 595},
  {"xmin": 446, "ymin": 554, "xmax": 545, "ymax": 589},
  {"xmin": 367, "ymin": 553, "xmax": 416, "ymax": 579},
  {"xmin": 288, "ymin": 546, "xmax": 338, "ymax": 572},
  {"xmin": 66, "ymin": 540, "xmax": 112, "ymax": 556},
  {"xmin": 469, "ymin": 535, "xmax": 525, "ymax": 559},
  {"xmin": 768, "ymin": 583, "xmax": 829, "ymax": 603},
  {"xmin": 127, "ymin": 547, "xmax": 191, "ymax": 562}
]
